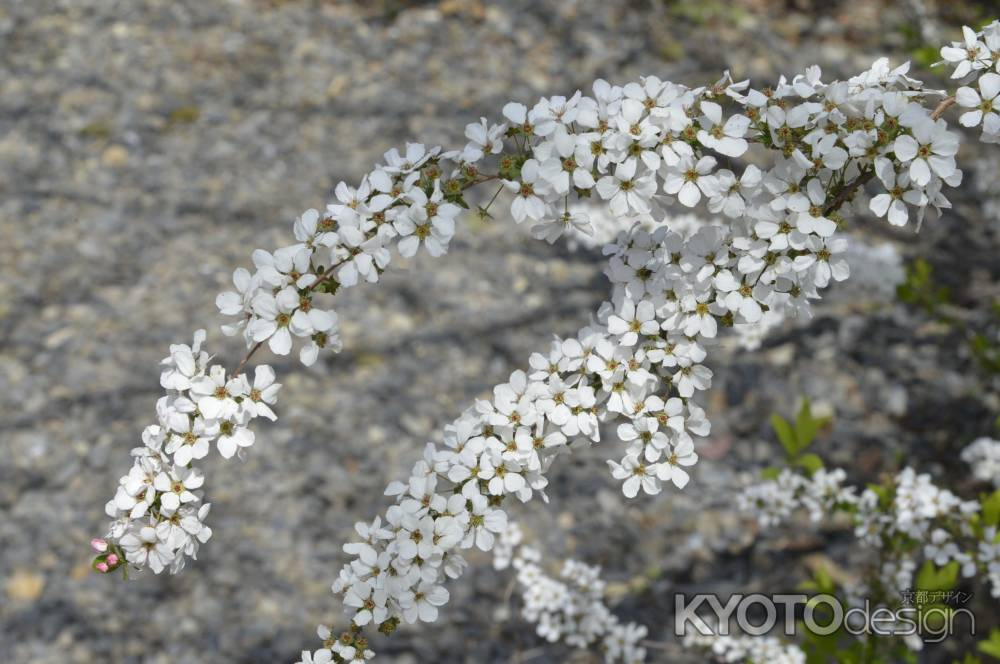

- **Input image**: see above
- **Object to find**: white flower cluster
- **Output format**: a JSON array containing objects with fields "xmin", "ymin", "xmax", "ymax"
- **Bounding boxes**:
[
  {"xmin": 961, "ymin": 436, "xmax": 1000, "ymax": 487},
  {"xmin": 741, "ymin": 464, "xmax": 998, "ymax": 607},
  {"xmin": 737, "ymin": 467, "xmax": 856, "ymax": 527},
  {"xmin": 852, "ymin": 467, "xmax": 978, "ymax": 549},
  {"xmin": 578, "ymin": 208, "xmax": 905, "ymax": 352},
  {"xmin": 943, "ymin": 21, "xmax": 1000, "ymax": 144},
  {"xmin": 320, "ymin": 304, "xmax": 711, "ymax": 661},
  {"xmin": 684, "ymin": 633, "xmax": 805, "ymax": 664},
  {"xmin": 850, "ymin": 467, "xmax": 999, "ymax": 608},
  {"xmin": 491, "ymin": 523, "xmax": 647, "ymax": 663},
  {"xmin": 100, "ymin": 330, "xmax": 281, "ymax": 573},
  {"xmin": 93, "ymin": 18, "xmax": 1000, "ymax": 662}
]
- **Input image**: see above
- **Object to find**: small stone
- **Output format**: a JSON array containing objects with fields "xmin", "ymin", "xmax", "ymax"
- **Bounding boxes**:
[
  {"xmin": 101, "ymin": 145, "xmax": 129, "ymax": 168},
  {"xmin": 6, "ymin": 569, "xmax": 45, "ymax": 602}
]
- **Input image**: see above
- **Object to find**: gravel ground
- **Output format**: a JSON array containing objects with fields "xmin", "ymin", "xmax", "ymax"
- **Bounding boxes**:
[{"xmin": 1, "ymin": 1, "xmax": 999, "ymax": 662}]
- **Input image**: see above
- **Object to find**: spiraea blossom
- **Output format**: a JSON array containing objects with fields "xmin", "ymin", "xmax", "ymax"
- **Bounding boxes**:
[
  {"xmin": 739, "ymin": 460, "xmax": 999, "ymax": 633},
  {"xmin": 961, "ymin": 436, "xmax": 1000, "ymax": 487},
  {"xmin": 684, "ymin": 633, "xmax": 805, "ymax": 664},
  {"xmin": 491, "ymin": 523, "xmax": 647, "ymax": 663},
  {"xmin": 98, "ymin": 330, "xmax": 281, "ymax": 574},
  {"xmin": 93, "ymin": 18, "xmax": 1000, "ymax": 664}
]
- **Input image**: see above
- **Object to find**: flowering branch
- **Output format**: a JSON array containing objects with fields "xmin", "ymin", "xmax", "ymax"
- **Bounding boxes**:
[{"xmin": 91, "ymin": 17, "xmax": 1000, "ymax": 664}]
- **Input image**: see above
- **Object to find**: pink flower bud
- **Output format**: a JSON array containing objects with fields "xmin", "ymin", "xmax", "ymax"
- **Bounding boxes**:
[
  {"xmin": 95, "ymin": 562, "xmax": 109, "ymax": 573},
  {"xmin": 91, "ymin": 538, "xmax": 108, "ymax": 553},
  {"xmin": 106, "ymin": 553, "xmax": 119, "ymax": 566}
]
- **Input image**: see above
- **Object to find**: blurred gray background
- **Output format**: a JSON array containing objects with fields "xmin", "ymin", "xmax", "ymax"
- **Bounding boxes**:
[{"xmin": 1, "ymin": 1, "xmax": 999, "ymax": 662}]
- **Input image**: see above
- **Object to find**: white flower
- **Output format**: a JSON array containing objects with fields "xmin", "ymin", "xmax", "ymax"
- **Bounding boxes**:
[
  {"xmin": 336, "ymin": 232, "xmax": 391, "ymax": 288},
  {"xmin": 400, "ymin": 581, "xmax": 450, "ymax": 623},
  {"xmin": 673, "ymin": 360, "xmax": 712, "ymax": 398},
  {"xmin": 537, "ymin": 129, "xmax": 596, "ymax": 194},
  {"xmin": 655, "ymin": 439, "xmax": 698, "ymax": 489},
  {"xmin": 956, "ymin": 73, "xmax": 1000, "ymax": 137},
  {"xmin": 595, "ymin": 158, "xmax": 657, "ymax": 215},
  {"xmin": 462, "ymin": 117, "xmax": 506, "ymax": 162},
  {"xmin": 216, "ymin": 268, "xmax": 258, "ymax": 337},
  {"xmin": 893, "ymin": 118, "xmax": 958, "ymax": 187},
  {"xmin": 868, "ymin": 158, "xmax": 925, "ymax": 227},
  {"xmin": 662, "ymin": 155, "xmax": 717, "ymax": 207},
  {"xmin": 678, "ymin": 291, "xmax": 719, "ymax": 339},
  {"xmin": 216, "ymin": 416, "xmax": 254, "ymax": 459},
  {"xmin": 120, "ymin": 525, "xmax": 173, "ymax": 573},
  {"xmin": 396, "ymin": 183, "xmax": 459, "ymax": 257},
  {"xmin": 505, "ymin": 159, "xmax": 549, "ymax": 223},
  {"xmin": 165, "ymin": 416, "xmax": 216, "ymax": 467},
  {"xmin": 795, "ymin": 179, "xmax": 837, "ymax": 237},
  {"xmin": 708, "ymin": 165, "xmax": 761, "ymax": 218},
  {"xmin": 159, "ymin": 330, "xmax": 207, "ymax": 391},
  {"xmin": 466, "ymin": 494, "xmax": 508, "ymax": 550},
  {"xmin": 614, "ymin": 98, "xmax": 662, "ymax": 170},
  {"xmin": 696, "ymin": 101, "xmax": 750, "ymax": 157},
  {"xmin": 344, "ymin": 580, "xmax": 389, "ymax": 626},
  {"xmin": 244, "ymin": 365, "xmax": 281, "ymax": 421},
  {"xmin": 795, "ymin": 237, "xmax": 850, "ymax": 288},
  {"xmin": 940, "ymin": 26, "xmax": 989, "ymax": 79},
  {"xmin": 531, "ymin": 210, "xmax": 594, "ymax": 244},
  {"xmin": 608, "ymin": 453, "xmax": 660, "ymax": 498},
  {"xmin": 190, "ymin": 365, "xmax": 246, "ymax": 420},
  {"xmin": 153, "ymin": 467, "xmax": 204, "ymax": 513},
  {"xmin": 618, "ymin": 417, "xmax": 670, "ymax": 462},
  {"xmin": 713, "ymin": 270, "xmax": 764, "ymax": 323},
  {"xmin": 383, "ymin": 142, "xmax": 435, "ymax": 175},
  {"xmin": 606, "ymin": 298, "xmax": 658, "ymax": 346},
  {"xmin": 296, "ymin": 649, "xmax": 333, "ymax": 664},
  {"xmin": 503, "ymin": 100, "xmax": 555, "ymax": 137},
  {"xmin": 249, "ymin": 288, "xmax": 301, "ymax": 355}
]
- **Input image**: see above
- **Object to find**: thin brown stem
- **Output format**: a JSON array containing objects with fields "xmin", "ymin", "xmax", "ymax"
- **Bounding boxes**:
[
  {"xmin": 823, "ymin": 167, "xmax": 873, "ymax": 216},
  {"xmin": 232, "ymin": 341, "xmax": 264, "ymax": 376},
  {"xmin": 931, "ymin": 95, "xmax": 956, "ymax": 120}
]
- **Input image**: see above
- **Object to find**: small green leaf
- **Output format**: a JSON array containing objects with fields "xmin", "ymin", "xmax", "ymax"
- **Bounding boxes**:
[
  {"xmin": 955, "ymin": 655, "xmax": 983, "ymax": 664},
  {"xmin": 915, "ymin": 560, "xmax": 959, "ymax": 593},
  {"xmin": 979, "ymin": 628, "xmax": 1000, "ymax": 659},
  {"xmin": 982, "ymin": 490, "xmax": 1000, "ymax": 529},
  {"xmin": 795, "ymin": 399, "xmax": 820, "ymax": 449},
  {"xmin": 771, "ymin": 413, "xmax": 797, "ymax": 457},
  {"xmin": 812, "ymin": 565, "xmax": 835, "ymax": 595},
  {"xmin": 761, "ymin": 466, "xmax": 782, "ymax": 481},
  {"xmin": 796, "ymin": 453, "xmax": 824, "ymax": 476}
]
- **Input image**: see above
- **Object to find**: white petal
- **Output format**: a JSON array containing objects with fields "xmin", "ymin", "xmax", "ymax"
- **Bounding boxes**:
[
  {"xmin": 268, "ymin": 327, "xmax": 292, "ymax": 355},
  {"xmin": 909, "ymin": 158, "xmax": 931, "ymax": 187},
  {"xmin": 981, "ymin": 72, "xmax": 1000, "ymax": 100},
  {"xmin": 869, "ymin": 193, "xmax": 892, "ymax": 217},
  {"xmin": 678, "ymin": 181, "xmax": 701, "ymax": 207},
  {"xmin": 893, "ymin": 134, "xmax": 919, "ymax": 162}
]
